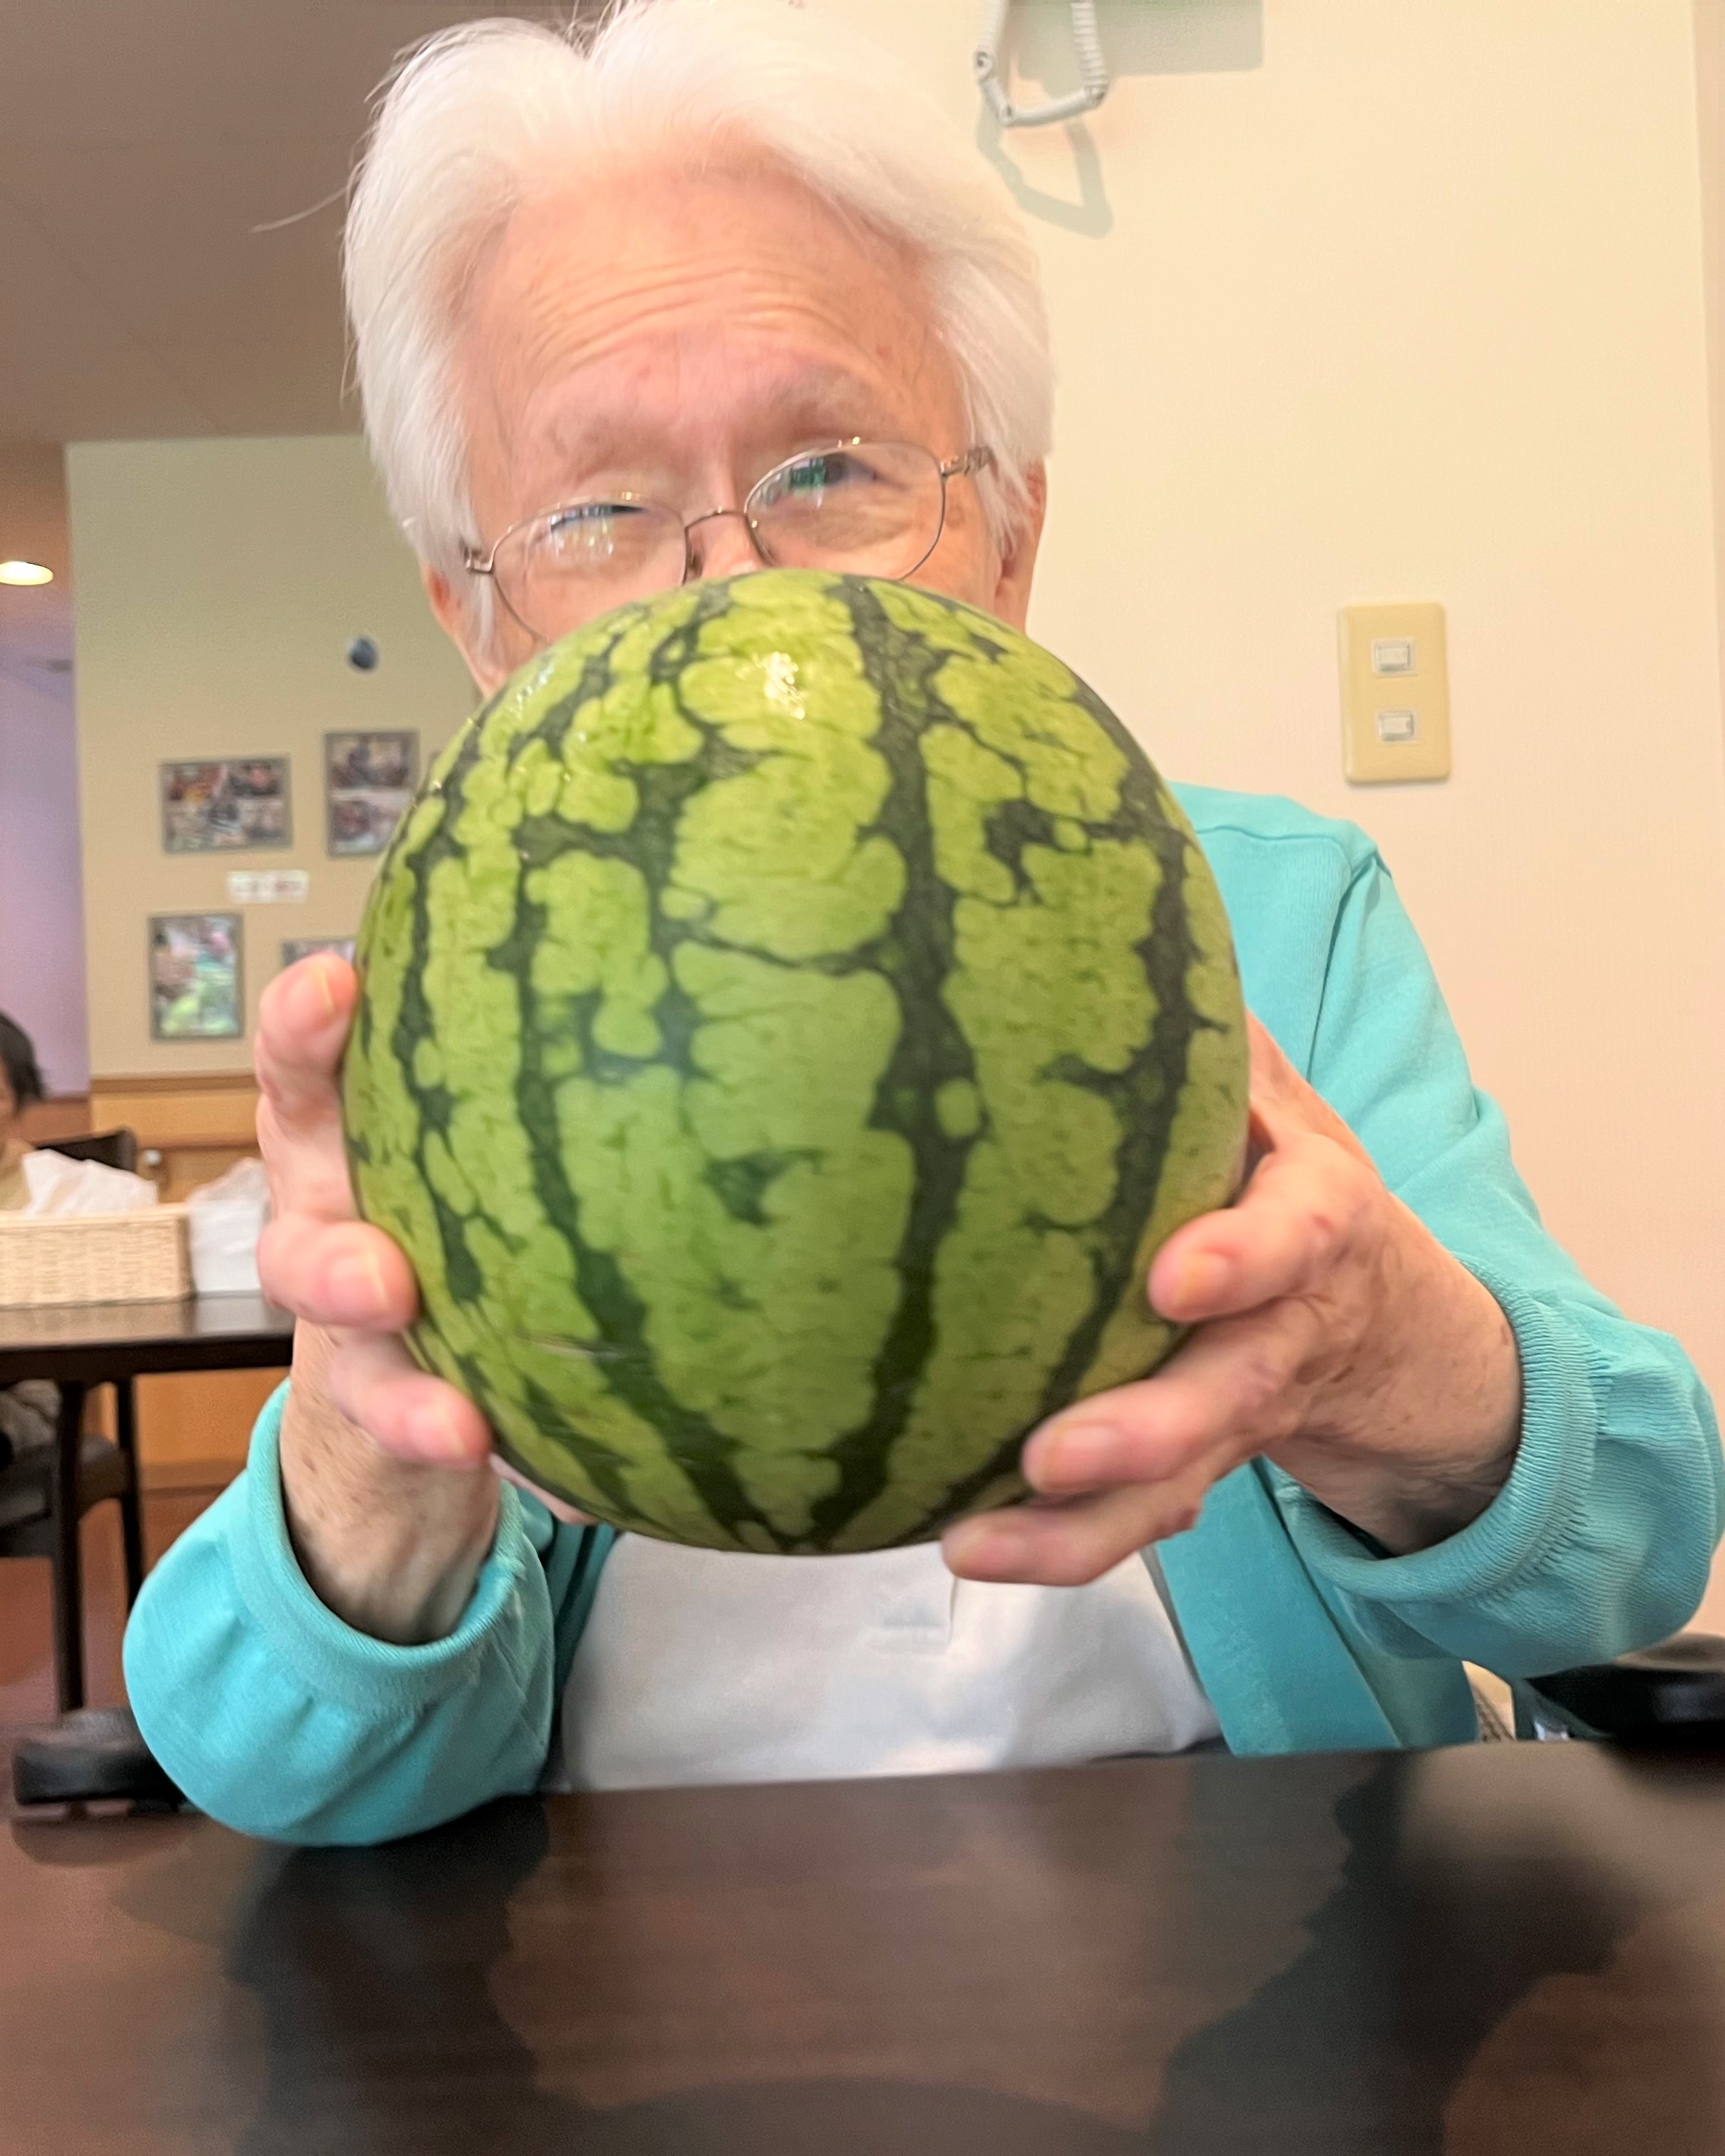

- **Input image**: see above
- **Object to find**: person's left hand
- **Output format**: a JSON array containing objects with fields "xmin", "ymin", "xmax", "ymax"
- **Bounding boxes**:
[{"xmin": 942, "ymin": 1015, "xmax": 1524, "ymax": 1588}]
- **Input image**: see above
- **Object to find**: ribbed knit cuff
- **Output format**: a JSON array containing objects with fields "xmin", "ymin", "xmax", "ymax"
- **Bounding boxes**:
[
  {"xmin": 226, "ymin": 1380, "xmax": 533, "ymax": 1713},
  {"xmin": 1284, "ymin": 1257, "xmax": 1602, "ymax": 1609}
]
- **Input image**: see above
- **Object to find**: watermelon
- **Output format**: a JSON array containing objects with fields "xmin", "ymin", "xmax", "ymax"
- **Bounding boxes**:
[{"xmin": 343, "ymin": 571, "xmax": 1247, "ymax": 1553}]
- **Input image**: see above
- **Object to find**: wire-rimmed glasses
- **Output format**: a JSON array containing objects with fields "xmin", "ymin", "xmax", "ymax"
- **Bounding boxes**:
[{"xmin": 461, "ymin": 439, "xmax": 994, "ymax": 642}]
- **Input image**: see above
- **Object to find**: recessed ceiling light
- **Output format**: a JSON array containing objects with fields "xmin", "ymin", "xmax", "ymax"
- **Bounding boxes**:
[{"xmin": 0, "ymin": 560, "xmax": 53, "ymax": 586}]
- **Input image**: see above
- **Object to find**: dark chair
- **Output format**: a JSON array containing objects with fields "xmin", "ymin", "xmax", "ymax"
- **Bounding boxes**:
[
  {"xmin": 12, "ymin": 1638, "xmax": 1725, "ymax": 1815},
  {"xmin": 38, "ymin": 1129, "xmax": 140, "ymax": 1174},
  {"xmin": 0, "ymin": 1128, "xmax": 150, "ymax": 1712}
]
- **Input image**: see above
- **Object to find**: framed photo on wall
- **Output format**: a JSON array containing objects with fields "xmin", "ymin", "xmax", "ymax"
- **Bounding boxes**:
[
  {"xmin": 324, "ymin": 730, "xmax": 419, "ymax": 857},
  {"xmin": 280, "ymin": 936, "xmax": 356, "ymax": 970},
  {"xmin": 160, "ymin": 757, "xmax": 292, "ymax": 852},
  {"xmin": 149, "ymin": 913, "xmax": 244, "ymax": 1041}
]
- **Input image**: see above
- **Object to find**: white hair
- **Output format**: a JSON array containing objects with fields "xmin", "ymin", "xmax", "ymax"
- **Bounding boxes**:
[{"xmin": 343, "ymin": 0, "xmax": 1053, "ymax": 640}]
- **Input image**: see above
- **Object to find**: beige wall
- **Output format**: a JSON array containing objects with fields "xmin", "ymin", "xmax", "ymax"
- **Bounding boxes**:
[
  {"xmin": 815, "ymin": 0, "xmax": 1725, "ymax": 1422},
  {"xmin": 67, "ymin": 434, "xmax": 475, "ymax": 1077},
  {"xmin": 1699, "ymin": 0, "xmax": 1725, "ymax": 759}
]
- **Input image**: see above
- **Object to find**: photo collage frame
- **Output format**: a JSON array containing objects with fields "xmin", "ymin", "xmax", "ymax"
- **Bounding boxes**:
[{"xmin": 149, "ymin": 732, "xmax": 417, "ymax": 1040}]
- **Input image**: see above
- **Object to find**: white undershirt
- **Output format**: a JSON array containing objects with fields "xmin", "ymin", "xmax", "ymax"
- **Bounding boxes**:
[{"xmin": 559, "ymin": 1535, "xmax": 1219, "ymax": 1792}]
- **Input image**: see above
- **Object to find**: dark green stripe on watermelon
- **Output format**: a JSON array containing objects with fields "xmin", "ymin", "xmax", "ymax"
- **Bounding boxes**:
[
  {"xmin": 343, "ymin": 570, "xmax": 1247, "ymax": 1554},
  {"xmin": 798, "ymin": 580, "xmax": 984, "ymax": 1545}
]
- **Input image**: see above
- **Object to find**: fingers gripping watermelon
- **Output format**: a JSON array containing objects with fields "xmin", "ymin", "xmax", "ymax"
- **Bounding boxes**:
[{"xmin": 343, "ymin": 572, "xmax": 1247, "ymax": 1553}]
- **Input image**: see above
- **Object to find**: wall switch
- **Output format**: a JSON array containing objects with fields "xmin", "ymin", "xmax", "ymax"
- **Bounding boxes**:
[{"xmin": 1337, "ymin": 602, "xmax": 1451, "ymax": 783}]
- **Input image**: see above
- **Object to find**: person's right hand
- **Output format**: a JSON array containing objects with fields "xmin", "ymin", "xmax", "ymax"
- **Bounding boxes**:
[
  {"xmin": 255, "ymin": 953, "xmax": 492, "ymax": 1469},
  {"xmin": 255, "ymin": 955, "xmax": 510, "ymax": 1643}
]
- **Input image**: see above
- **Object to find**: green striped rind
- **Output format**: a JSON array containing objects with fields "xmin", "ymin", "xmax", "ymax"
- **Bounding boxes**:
[{"xmin": 343, "ymin": 571, "xmax": 1247, "ymax": 1552}]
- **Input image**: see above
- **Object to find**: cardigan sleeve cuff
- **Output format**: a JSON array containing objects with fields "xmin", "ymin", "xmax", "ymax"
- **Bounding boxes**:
[
  {"xmin": 1277, "ymin": 1257, "xmax": 1602, "ymax": 1613},
  {"xmin": 226, "ymin": 1380, "xmax": 542, "ymax": 1715}
]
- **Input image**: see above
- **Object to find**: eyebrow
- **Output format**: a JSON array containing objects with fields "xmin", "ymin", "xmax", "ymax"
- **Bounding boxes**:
[
  {"xmin": 537, "ymin": 364, "xmax": 902, "ymax": 489},
  {"xmin": 752, "ymin": 363, "xmax": 900, "ymax": 437}
]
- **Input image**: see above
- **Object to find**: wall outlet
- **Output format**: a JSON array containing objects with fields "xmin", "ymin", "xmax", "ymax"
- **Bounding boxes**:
[{"xmin": 1337, "ymin": 602, "xmax": 1451, "ymax": 783}]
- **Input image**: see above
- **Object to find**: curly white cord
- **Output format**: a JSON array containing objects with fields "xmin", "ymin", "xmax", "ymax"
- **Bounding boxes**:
[{"xmin": 975, "ymin": 0, "xmax": 1111, "ymax": 130}]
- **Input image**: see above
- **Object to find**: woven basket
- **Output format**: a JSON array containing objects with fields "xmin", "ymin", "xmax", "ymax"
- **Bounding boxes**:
[{"xmin": 0, "ymin": 1206, "xmax": 192, "ymax": 1308}]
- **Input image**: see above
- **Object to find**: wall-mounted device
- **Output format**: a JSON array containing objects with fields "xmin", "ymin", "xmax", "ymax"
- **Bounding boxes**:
[{"xmin": 975, "ymin": 1, "xmax": 1111, "ymax": 129}]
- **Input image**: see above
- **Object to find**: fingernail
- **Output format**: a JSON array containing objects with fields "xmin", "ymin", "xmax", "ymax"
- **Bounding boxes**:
[
  {"xmin": 1165, "ymin": 1253, "xmax": 1233, "ymax": 1315},
  {"xmin": 406, "ymin": 1402, "xmax": 472, "ymax": 1463},
  {"xmin": 287, "ymin": 953, "xmax": 340, "ymax": 1026},
  {"xmin": 331, "ymin": 1248, "xmax": 390, "ymax": 1319},
  {"xmin": 946, "ymin": 1519, "xmax": 1028, "ymax": 1579},
  {"xmin": 311, "ymin": 958, "xmax": 341, "ymax": 1023},
  {"xmin": 1034, "ymin": 1420, "xmax": 1122, "ymax": 1492}
]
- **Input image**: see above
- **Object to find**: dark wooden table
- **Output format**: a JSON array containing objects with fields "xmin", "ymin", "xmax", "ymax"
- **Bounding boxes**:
[
  {"xmin": 0, "ymin": 1293, "xmax": 295, "ymax": 1388},
  {"xmin": 0, "ymin": 1293, "xmax": 294, "ymax": 1707},
  {"xmin": 6, "ymin": 1740, "xmax": 1725, "ymax": 2152}
]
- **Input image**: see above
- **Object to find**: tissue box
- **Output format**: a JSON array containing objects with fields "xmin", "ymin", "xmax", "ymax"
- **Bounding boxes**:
[
  {"xmin": 186, "ymin": 1158, "xmax": 271, "ymax": 1295},
  {"xmin": 0, "ymin": 1208, "xmax": 192, "ymax": 1308}
]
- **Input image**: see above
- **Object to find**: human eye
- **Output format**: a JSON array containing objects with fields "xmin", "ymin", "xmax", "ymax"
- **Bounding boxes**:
[
  {"xmin": 757, "ymin": 447, "xmax": 882, "ymax": 513},
  {"xmin": 796, "ymin": 448, "xmax": 874, "ymax": 490},
  {"xmin": 537, "ymin": 500, "xmax": 656, "ymax": 565}
]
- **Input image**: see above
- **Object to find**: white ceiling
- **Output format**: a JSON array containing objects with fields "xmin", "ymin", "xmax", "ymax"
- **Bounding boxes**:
[{"xmin": 0, "ymin": 1, "xmax": 572, "ymax": 443}]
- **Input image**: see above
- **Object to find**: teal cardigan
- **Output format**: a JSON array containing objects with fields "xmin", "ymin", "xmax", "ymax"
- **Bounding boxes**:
[{"xmin": 123, "ymin": 787, "xmax": 1724, "ymax": 1844}]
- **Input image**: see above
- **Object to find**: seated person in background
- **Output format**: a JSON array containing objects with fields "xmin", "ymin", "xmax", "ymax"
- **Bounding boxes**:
[
  {"xmin": 123, "ymin": 4, "xmax": 1722, "ymax": 1845},
  {"xmin": 0, "ymin": 1011, "xmax": 53, "ymax": 1464},
  {"xmin": 0, "ymin": 1012, "xmax": 42, "ymax": 1216},
  {"xmin": 0, "ymin": 1010, "xmax": 155, "ymax": 1464}
]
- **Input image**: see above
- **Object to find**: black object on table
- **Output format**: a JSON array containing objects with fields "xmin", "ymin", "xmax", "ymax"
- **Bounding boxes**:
[
  {"xmin": 11, "ymin": 1705, "xmax": 184, "ymax": 1809},
  {"xmin": 0, "ymin": 1293, "xmax": 294, "ymax": 1710},
  {"xmin": 6, "ymin": 1740, "xmax": 1725, "ymax": 2152},
  {"xmin": 1515, "ymin": 1631, "xmax": 1725, "ymax": 1742}
]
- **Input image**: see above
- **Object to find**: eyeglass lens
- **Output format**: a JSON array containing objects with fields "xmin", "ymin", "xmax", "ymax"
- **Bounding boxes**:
[{"xmin": 493, "ymin": 441, "xmax": 947, "ymax": 641}]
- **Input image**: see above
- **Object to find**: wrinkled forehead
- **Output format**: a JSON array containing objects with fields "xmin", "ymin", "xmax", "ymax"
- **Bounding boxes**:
[{"xmin": 453, "ymin": 155, "xmax": 959, "ymax": 483}]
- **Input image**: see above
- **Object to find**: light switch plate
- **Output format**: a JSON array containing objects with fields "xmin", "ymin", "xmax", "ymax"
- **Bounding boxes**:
[{"xmin": 1337, "ymin": 602, "xmax": 1451, "ymax": 783}]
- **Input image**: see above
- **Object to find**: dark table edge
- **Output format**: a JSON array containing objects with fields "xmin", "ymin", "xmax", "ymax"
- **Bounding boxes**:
[
  {"xmin": 0, "ymin": 1338, "xmax": 295, "ymax": 1383},
  {"xmin": 0, "ymin": 1299, "xmax": 296, "ymax": 1385}
]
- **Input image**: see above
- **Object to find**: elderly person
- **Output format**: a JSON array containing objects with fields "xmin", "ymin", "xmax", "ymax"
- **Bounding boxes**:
[{"xmin": 125, "ymin": 3, "xmax": 1720, "ymax": 1842}]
